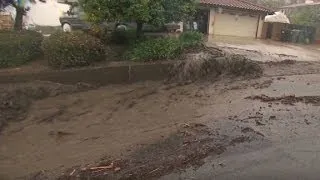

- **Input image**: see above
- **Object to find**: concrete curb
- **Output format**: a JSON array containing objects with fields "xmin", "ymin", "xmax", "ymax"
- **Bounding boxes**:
[{"xmin": 0, "ymin": 63, "xmax": 171, "ymax": 85}]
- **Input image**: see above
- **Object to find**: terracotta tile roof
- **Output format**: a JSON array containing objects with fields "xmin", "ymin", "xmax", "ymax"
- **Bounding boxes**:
[{"xmin": 200, "ymin": 0, "xmax": 274, "ymax": 12}]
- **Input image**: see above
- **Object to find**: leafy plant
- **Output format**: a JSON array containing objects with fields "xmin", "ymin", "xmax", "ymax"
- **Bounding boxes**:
[
  {"xmin": 42, "ymin": 32, "xmax": 106, "ymax": 68},
  {"xmin": 127, "ymin": 37, "xmax": 182, "ymax": 61},
  {"xmin": 126, "ymin": 31, "xmax": 204, "ymax": 62},
  {"xmin": 179, "ymin": 31, "xmax": 204, "ymax": 48},
  {"xmin": 0, "ymin": 30, "xmax": 43, "ymax": 68},
  {"xmin": 289, "ymin": 6, "xmax": 320, "ymax": 27}
]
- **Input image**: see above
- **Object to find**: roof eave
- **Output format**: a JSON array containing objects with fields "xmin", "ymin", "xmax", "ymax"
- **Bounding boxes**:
[{"xmin": 199, "ymin": 2, "xmax": 274, "ymax": 13}]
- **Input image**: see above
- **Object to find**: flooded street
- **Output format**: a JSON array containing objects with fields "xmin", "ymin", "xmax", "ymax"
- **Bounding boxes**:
[{"xmin": 1, "ymin": 60, "xmax": 320, "ymax": 179}]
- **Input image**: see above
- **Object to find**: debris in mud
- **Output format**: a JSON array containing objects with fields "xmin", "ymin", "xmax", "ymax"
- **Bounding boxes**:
[
  {"xmin": 229, "ymin": 136, "xmax": 250, "ymax": 146},
  {"xmin": 59, "ymin": 122, "xmax": 264, "ymax": 180},
  {"xmin": 246, "ymin": 94, "xmax": 320, "ymax": 106},
  {"xmin": 265, "ymin": 59, "xmax": 297, "ymax": 66},
  {"xmin": 255, "ymin": 120, "xmax": 266, "ymax": 126},
  {"xmin": 269, "ymin": 116, "xmax": 276, "ymax": 120},
  {"xmin": 277, "ymin": 77, "xmax": 286, "ymax": 80},
  {"xmin": 241, "ymin": 127, "xmax": 264, "ymax": 137},
  {"xmin": 304, "ymin": 119, "xmax": 311, "ymax": 125}
]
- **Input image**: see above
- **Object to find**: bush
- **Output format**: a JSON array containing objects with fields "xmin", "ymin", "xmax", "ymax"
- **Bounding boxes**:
[
  {"xmin": 179, "ymin": 31, "xmax": 204, "ymax": 48},
  {"xmin": 42, "ymin": 32, "xmax": 106, "ymax": 68},
  {"xmin": 0, "ymin": 30, "xmax": 43, "ymax": 68},
  {"xmin": 127, "ymin": 37, "xmax": 182, "ymax": 61}
]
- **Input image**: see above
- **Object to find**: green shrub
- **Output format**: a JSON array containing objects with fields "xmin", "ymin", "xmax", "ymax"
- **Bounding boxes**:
[
  {"xmin": 0, "ymin": 30, "xmax": 43, "ymax": 68},
  {"xmin": 42, "ymin": 32, "xmax": 106, "ymax": 68},
  {"xmin": 179, "ymin": 31, "xmax": 204, "ymax": 48},
  {"xmin": 127, "ymin": 37, "xmax": 182, "ymax": 61}
]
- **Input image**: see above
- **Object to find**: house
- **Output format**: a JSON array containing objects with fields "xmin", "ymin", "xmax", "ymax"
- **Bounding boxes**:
[{"xmin": 197, "ymin": 0, "xmax": 274, "ymax": 38}]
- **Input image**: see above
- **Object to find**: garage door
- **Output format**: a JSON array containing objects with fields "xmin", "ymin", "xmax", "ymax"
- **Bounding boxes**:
[{"xmin": 213, "ymin": 13, "xmax": 258, "ymax": 38}]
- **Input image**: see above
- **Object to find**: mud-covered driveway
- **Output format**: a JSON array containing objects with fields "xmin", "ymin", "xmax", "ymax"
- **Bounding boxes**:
[{"xmin": 207, "ymin": 36, "xmax": 320, "ymax": 62}]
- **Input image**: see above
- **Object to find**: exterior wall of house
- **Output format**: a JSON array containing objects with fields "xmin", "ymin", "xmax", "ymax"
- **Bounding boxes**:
[{"xmin": 208, "ymin": 8, "xmax": 261, "ymax": 38}]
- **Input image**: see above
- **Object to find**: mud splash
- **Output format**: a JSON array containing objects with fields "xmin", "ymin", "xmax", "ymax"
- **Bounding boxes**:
[
  {"xmin": 168, "ymin": 54, "xmax": 263, "ymax": 82},
  {"xmin": 246, "ymin": 94, "xmax": 320, "ymax": 106}
]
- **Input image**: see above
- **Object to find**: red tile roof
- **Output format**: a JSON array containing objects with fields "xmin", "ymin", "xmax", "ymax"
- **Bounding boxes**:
[{"xmin": 200, "ymin": 0, "xmax": 274, "ymax": 12}]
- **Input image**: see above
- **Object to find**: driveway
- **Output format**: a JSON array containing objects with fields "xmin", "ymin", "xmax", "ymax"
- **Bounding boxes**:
[{"xmin": 207, "ymin": 36, "xmax": 320, "ymax": 62}]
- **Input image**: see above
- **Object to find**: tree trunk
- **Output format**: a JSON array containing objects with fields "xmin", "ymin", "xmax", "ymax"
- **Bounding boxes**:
[
  {"xmin": 136, "ymin": 21, "xmax": 144, "ymax": 38},
  {"xmin": 14, "ymin": 7, "xmax": 24, "ymax": 31}
]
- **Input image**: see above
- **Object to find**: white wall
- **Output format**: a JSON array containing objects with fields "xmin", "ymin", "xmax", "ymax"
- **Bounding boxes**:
[
  {"xmin": 28, "ymin": 0, "xmax": 69, "ymax": 26},
  {"xmin": 5, "ymin": 0, "xmax": 69, "ymax": 26}
]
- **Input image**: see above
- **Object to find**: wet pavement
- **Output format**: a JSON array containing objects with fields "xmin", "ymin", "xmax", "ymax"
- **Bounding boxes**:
[{"xmin": 207, "ymin": 36, "xmax": 320, "ymax": 62}]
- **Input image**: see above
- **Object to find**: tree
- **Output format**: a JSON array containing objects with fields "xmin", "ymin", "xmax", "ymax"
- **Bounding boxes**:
[
  {"xmin": 290, "ymin": 6, "xmax": 320, "ymax": 27},
  {"xmin": 248, "ymin": 0, "xmax": 286, "ymax": 9},
  {"xmin": 79, "ymin": 0, "xmax": 197, "ymax": 37},
  {"xmin": 0, "ymin": 0, "xmax": 46, "ymax": 30}
]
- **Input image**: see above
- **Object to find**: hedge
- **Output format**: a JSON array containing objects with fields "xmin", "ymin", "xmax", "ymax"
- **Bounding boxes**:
[
  {"xmin": 0, "ymin": 30, "xmax": 43, "ymax": 68},
  {"xmin": 42, "ymin": 32, "xmax": 106, "ymax": 68}
]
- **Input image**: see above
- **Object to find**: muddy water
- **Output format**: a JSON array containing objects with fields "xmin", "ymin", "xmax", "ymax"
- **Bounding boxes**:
[
  {"xmin": 160, "ymin": 74, "xmax": 320, "ymax": 180},
  {"xmin": 1, "ymin": 73, "xmax": 320, "ymax": 179}
]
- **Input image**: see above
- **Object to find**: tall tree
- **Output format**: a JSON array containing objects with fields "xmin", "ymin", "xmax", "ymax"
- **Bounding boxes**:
[
  {"xmin": 79, "ymin": 0, "xmax": 197, "ymax": 37},
  {"xmin": 0, "ymin": 0, "xmax": 46, "ymax": 30},
  {"xmin": 290, "ymin": 6, "xmax": 320, "ymax": 27}
]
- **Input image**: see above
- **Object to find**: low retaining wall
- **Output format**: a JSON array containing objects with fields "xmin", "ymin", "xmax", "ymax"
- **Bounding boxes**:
[{"xmin": 0, "ymin": 63, "xmax": 172, "ymax": 85}]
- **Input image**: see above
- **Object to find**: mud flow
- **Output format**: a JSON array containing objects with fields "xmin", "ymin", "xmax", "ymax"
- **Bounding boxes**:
[{"xmin": 2, "ymin": 54, "xmax": 320, "ymax": 180}]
